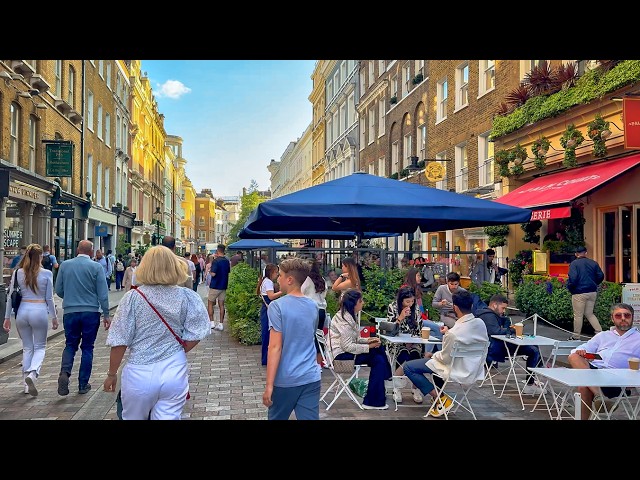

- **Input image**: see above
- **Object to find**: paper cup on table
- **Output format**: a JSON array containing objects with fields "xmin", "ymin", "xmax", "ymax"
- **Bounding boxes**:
[
  {"xmin": 513, "ymin": 323, "xmax": 524, "ymax": 338},
  {"xmin": 629, "ymin": 357, "xmax": 640, "ymax": 371},
  {"xmin": 421, "ymin": 327, "xmax": 431, "ymax": 339}
]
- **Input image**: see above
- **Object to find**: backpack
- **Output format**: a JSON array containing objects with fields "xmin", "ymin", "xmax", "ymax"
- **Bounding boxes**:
[
  {"xmin": 41, "ymin": 254, "xmax": 54, "ymax": 271},
  {"xmin": 115, "ymin": 260, "xmax": 125, "ymax": 272}
]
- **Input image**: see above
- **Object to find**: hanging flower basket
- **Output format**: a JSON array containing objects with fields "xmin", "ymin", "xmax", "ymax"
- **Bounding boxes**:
[
  {"xmin": 587, "ymin": 113, "xmax": 610, "ymax": 158},
  {"xmin": 560, "ymin": 124, "xmax": 584, "ymax": 168},
  {"xmin": 531, "ymin": 136, "xmax": 551, "ymax": 170}
]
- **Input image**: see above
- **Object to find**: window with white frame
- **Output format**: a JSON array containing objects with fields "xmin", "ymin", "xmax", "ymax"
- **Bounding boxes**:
[
  {"xmin": 116, "ymin": 114, "xmax": 121, "ymax": 149},
  {"xmin": 327, "ymin": 117, "xmax": 333, "ymax": 146},
  {"xmin": 333, "ymin": 70, "xmax": 340, "ymax": 94},
  {"xmin": 478, "ymin": 132, "xmax": 494, "ymax": 186},
  {"xmin": 456, "ymin": 62, "xmax": 469, "ymax": 109},
  {"xmin": 520, "ymin": 60, "xmax": 547, "ymax": 81},
  {"xmin": 332, "ymin": 110, "xmax": 339, "ymax": 142},
  {"xmin": 341, "ymin": 61, "xmax": 347, "ymax": 85},
  {"xmin": 340, "ymin": 103, "xmax": 346, "ymax": 136},
  {"xmin": 96, "ymin": 162, "xmax": 103, "ymax": 206},
  {"xmin": 368, "ymin": 162, "xmax": 375, "ymax": 175},
  {"xmin": 55, "ymin": 60, "xmax": 62, "ymax": 98},
  {"xmin": 28, "ymin": 116, "xmax": 36, "ymax": 172},
  {"xmin": 455, "ymin": 143, "xmax": 468, "ymax": 192},
  {"xmin": 99, "ymin": 60, "xmax": 104, "ymax": 78},
  {"xmin": 87, "ymin": 154, "xmax": 93, "ymax": 196},
  {"xmin": 97, "ymin": 104, "xmax": 103, "ymax": 140},
  {"xmin": 437, "ymin": 79, "xmax": 448, "ymax": 122},
  {"xmin": 402, "ymin": 62, "xmax": 411, "ymax": 98},
  {"xmin": 105, "ymin": 113, "xmax": 111, "ymax": 146},
  {"xmin": 391, "ymin": 76, "xmax": 398, "ymax": 99},
  {"xmin": 360, "ymin": 115, "xmax": 366, "ymax": 148},
  {"xmin": 368, "ymin": 108, "xmax": 375, "ymax": 144},
  {"xmin": 104, "ymin": 168, "xmax": 110, "ymax": 208},
  {"xmin": 67, "ymin": 66, "xmax": 75, "ymax": 108},
  {"xmin": 87, "ymin": 91, "xmax": 94, "ymax": 132},
  {"xmin": 417, "ymin": 123, "xmax": 426, "ymax": 160},
  {"xmin": 435, "ymin": 151, "xmax": 447, "ymax": 190},
  {"xmin": 122, "ymin": 121, "xmax": 128, "ymax": 154},
  {"xmin": 10, "ymin": 103, "xmax": 19, "ymax": 164},
  {"xmin": 359, "ymin": 69, "xmax": 366, "ymax": 98},
  {"xmin": 368, "ymin": 61, "xmax": 375, "ymax": 87},
  {"xmin": 479, "ymin": 60, "xmax": 495, "ymax": 96},
  {"xmin": 106, "ymin": 62, "xmax": 112, "ymax": 89},
  {"xmin": 378, "ymin": 98, "xmax": 385, "ymax": 136},
  {"xmin": 392, "ymin": 142, "xmax": 399, "ymax": 175},
  {"xmin": 199, "ymin": 217, "xmax": 205, "ymax": 226},
  {"xmin": 378, "ymin": 156, "xmax": 385, "ymax": 177},
  {"xmin": 415, "ymin": 60, "xmax": 425, "ymax": 77},
  {"xmin": 403, "ymin": 134, "xmax": 412, "ymax": 169},
  {"xmin": 348, "ymin": 93, "xmax": 356, "ymax": 125},
  {"xmin": 378, "ymin": 60, "xmax": 385, "ymax": 76},
  {"xmin": 25, "ymin": 60, "xmax": 37, "ymax": 71},
  {"xmin": 116, "ymin": 74, "xmax": 121, "ymax": 99}
]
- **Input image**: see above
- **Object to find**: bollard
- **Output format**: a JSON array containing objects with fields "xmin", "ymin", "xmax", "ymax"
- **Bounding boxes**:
[{"xmin": 0, "ymin": 284, "xmax": 7, "ymax": 345}]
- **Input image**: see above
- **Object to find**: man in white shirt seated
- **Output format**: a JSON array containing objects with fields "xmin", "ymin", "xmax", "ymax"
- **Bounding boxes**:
[{"xmin": 567, "ymin": 303, "xmax": 640, "ymax": 419}]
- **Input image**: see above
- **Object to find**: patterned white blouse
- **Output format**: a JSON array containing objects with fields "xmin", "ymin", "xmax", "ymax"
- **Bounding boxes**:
[{"xmin": 106, "ymin": 284, "xmax": 210, "ymax": 365}]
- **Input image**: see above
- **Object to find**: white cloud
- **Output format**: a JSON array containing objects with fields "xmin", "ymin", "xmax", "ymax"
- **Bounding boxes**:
[{"xmin": 155, "ymin": 80, "xmax": 191, "ymax": 99}]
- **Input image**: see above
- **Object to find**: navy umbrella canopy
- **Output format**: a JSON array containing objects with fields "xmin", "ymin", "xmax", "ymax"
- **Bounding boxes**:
[
  {"xmin": 243, "ymin": 172, "xmax": 532, "ymax": 235},
  {"xmin": 238, "ymin": 227, "xmax": 400, "ymax": 240},
  {"xmin": 227, "ymin": 239, "xmax": 287, "ymax": 250}
]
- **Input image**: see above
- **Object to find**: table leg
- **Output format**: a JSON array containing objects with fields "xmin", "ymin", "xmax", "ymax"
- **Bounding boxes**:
[{"xmin": 574, "ymin": 392, "xmax": 581, "ymax": 420}]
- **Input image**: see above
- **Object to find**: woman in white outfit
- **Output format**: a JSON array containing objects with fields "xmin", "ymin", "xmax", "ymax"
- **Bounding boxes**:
[
  {"xmin": 301, "ymin": 259, "xmax": 328, "ymax": 365},
  {"xmin": 3, "ymin": 243, "xmax": 59, "ymax": 396},
  {"xmin": 102, "ymin": 245, "xmax": 210, "ymax": 420}
]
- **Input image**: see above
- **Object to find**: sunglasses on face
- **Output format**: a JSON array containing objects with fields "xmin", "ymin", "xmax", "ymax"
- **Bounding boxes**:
[{"xmin": 613, "ymin": 312, "xmax": 632, "ymax": 320}]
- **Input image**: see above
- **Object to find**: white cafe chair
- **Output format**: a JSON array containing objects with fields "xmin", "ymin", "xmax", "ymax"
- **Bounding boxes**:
[{"xmin": 317, "ymin": 329, "xmax": 363, "ymax": 411}]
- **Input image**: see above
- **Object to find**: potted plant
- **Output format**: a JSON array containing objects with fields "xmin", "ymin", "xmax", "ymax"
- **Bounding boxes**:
[
  {"xmin": 531, "ymin": 136, "xmax": 551, "ymax": 170},
  {"xmin": 494, "ymin": 149, "xmax": 512, "ymax": 177},
  {"xmin": 390, "ymin": 95, "xmax": 398, "ymax": 105},
  {"xmin": 510, "ymin": 143, "xmax": 527, "ymax": 176},
  {"xmin": 559, "ymin": 123, "xmax": 584, "ymax": 168},
  {"xmin": 587, "ymin": 113, "xmax": 610, "ymax": 158},
  {"xmin": 412, "ymin": 73, "xmax": 424, "ymax": 85}
]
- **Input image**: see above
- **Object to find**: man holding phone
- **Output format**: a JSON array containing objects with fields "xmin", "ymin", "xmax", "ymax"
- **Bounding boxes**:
[
  {"xmin": 432, "ymin": 272, "xmax": 467, "ymax": 328},
  {"xmin": 567, "ymin": 303, "xmax": 640, "ymax": 419}
]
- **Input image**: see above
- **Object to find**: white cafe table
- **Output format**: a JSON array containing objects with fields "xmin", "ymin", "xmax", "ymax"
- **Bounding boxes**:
[
  {"xmin": 379, "ymin": 332, "xmax": 443, "ymax": 411},
  {"xmin": 530, "ymin": 367, "xmax": 640, "ymax": 420},
  {"xmin": 490, "ymin": 334, "xmax": 558, "ymax": 410}
]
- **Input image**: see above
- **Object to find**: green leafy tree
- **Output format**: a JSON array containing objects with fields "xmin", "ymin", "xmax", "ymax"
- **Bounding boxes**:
[
  {"xmin": 227, "ymin": 180, "xmax": 267, "ymax": 244},
  {"xmin": 115, "ymin": 234, "xmax": 131, "ymax": 257}
]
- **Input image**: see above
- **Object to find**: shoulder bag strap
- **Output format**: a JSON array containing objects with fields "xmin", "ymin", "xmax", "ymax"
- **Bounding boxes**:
[
  {"xmin": 10, "ymin": 268, "xmax": 19, "ymax": 294},
  {"xmin": 133, "ymin": 287, "xmax": 186, "ymax": 348}
]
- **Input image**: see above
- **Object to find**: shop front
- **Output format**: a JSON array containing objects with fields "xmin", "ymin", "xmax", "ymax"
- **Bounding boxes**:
[{"xmin": 87, "ymin": 206, "xmax": 117, "ymax": 254}]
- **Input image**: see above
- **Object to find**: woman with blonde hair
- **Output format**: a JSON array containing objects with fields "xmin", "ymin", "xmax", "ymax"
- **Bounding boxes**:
[
  {"xmin": 331, "ymin": 256, "xmax": 362, "ymax": 293},
  {"xmin": 103, "ymin": 245, "xmax": 210, "ymax": 420},
  {"xmin": 3, "ymin": 243, "xmax": 59, "ymax": 396}
]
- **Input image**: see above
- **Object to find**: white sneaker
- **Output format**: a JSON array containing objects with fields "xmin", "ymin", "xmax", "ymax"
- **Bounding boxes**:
[
  {"xmin": 392, "ymin": 388, "xmax": 403, "ymax": 403},
  {"xmin": 522, "ymin": 383, "xmax": 546, "ymax": 396},
  {"xmin": 210, "ymin": 321, "xmax": 216, "ymax": 329},
  {"xmin": 412, "ymin": 388, "xmax": 424, "ymax": 404},
  {"xmin": 25, "ymin": 372, "xmax": 38, "ymax": 397},
  {"xmin": 215, "ymin": 323, "xmax": 224, "ymax": 331},
  {"xmin": 362, "ymin": 403, "xmax": 389, "ymax": 410}
]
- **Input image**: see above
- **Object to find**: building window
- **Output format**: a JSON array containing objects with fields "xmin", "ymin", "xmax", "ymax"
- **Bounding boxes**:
[
  {"xmin": 415, "ymin": 60, "xmax": 425, "ymax": 77},
  {"xmin": 10, "ymin": 103, "xmax": 20, "ymax": 164},
  {"xmin": 378, "ymin": 156, "xmax": 386, "ymax": 177},
  {"xmin": 348, "ymin": 93, "xmax": 356, "ymax": 125},
  {"xmin": 378, "ymin": 60, "xmax": 385, "ymax": 76},
  {"xmin": 403, "ymin": 134, "xmax": 412, "ymax": 170},
  {"xmin": 199, "ymin": 217, "xmax": 205, "ymax": 226},
  {"xmin": 67, "ymin": 66, "xmax": 75, "ymax": 108},
  {"xmin": 105, "ymin": 113, "xmax": 111, "ymax": 146},
  {"xmin": 116, "ymin": 114, "xmax": 121, "ymax": 149},
  {"xmin": 479, "ymin": 60, "xmax": 495, "ymax": 96},
  {"xmin": 479, "ymin": 132, "xmax": 494, "ymax": 186},
  {"xmin": 25, "ymin": 60, "xmax": 37, "ymax": 71},
  {"xmin": 456, "ymin": 62, "xmax": 469, "ymax": 110},
  {"xmin": 455, "ymin": 143, "xmax": 468, "ymax": 192},
  {"xmin": 340, "ymin": 61, "xmax": 347, "ymax": 85},
  {"xmin": 391, "ymin": 76, "xmax": 398, "ymax": 100},
  {"xmin": 520, "ymin": 60, "xmax": 547, "ymax": 81},
  {"xmin": 368, "ymin": 61, "xmax": 375, "ymax": 88},
  {"xmin": 402, "ymin": 62, "xmax": 411, "ymax": 98},
  {"xmin": 368, "ymin": 162, "xmax": 375, "ymax": 175},
  {"xmin": 28, "ymin": 116, "xmax": 37, "ymax": 172},
  {"xmin": 104, "ymin": 168, "xmax": 110, "ymax": 208},
  {"xmin": 99, "ymin": 60, "xmax": 104, "ymax": 79},
  {"xmin": 368, "ymin": 108, "xmax": 375, "ymax": 144},
  {"xmin": 327, "ymin": 117, "xmax": 333, "ymax": 147},
  {"xmin": 437, "ymin": 79, "xmax": 448, "ymax": 122},
  {"xmin": 97, "ymin": 104, "xmax": 103, "ymax": 140},
  {"xmin": 106, "ymin": 62, "xmax": 112, "ymax": 89},
  {"xmin": 55, "ymin": 60, "xmax": 62, "ymax": 98},
  {"xmin": 378, "ymin": 99, "xmax": 385, "ymax": 136},
  {"xmin": 417, "ymin": 123, "xmax": 426, "ymax": 160},
  {"xmin": 435, "ymin": 151, "xmax": 447, "ymax": 191},
  {"xmin": 116, "ymin": 74, "xmax": 121, "ymax": 99},
  {"xmin": 332, "ymin": 110, "xmax": 338, "ymax": 143},
  {"xmin": 392, "ymin": 141, "xmax": 399, "ymax": 175},
  {"xmin": 87, "ymin": 91, "xmax": 94, "ymax": 132},
  {"xmin": 359, "ymin": 69, "xmax": 365, "ymax": 99},
  {"xmin": 359, "ymin": 115, "xmax": 366, "ymax": 149},
  {"xmin": 340, "ymin": 103, "xmax": 347, "ymax": 136},
  {"xmin": 96, "ymin": 162, "xmax": 102, "ymax": 206},
  {"xmin": 87, "ymin": 154, "xmax": 93, "ymax": 197}
]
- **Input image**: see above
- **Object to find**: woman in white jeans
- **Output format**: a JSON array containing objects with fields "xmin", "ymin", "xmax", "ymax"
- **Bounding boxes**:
[
  {"xmin": 3, "ymin": 243, "xmax": 59, "ymax": 396},
  {"xmin": 102, "ymin": 245, "xmax": 210, "ymax": 420}
]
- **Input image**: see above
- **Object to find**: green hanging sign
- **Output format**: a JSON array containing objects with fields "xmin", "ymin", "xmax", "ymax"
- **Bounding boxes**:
[{"xmin": 45, "ymin": 142, "xmax": 73, "ymax": 177}]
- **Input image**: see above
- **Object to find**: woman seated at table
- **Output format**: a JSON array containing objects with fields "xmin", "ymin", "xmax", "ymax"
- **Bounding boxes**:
[
  {"xmin": 329, "ymin": 289, "xmax": 393, "ymax": 410},
  {"xmin": 401, "ymin": 268, "xmax": 445, "ymax": 347},
  {"xmin": 331, "ymin": 256, "xmax": 362, "ymax": 293}
]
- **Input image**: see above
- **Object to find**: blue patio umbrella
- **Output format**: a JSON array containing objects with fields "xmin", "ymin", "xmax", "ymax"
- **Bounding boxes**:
[
  {"xmin": 243, "ymin": 172, "xmax": 532, "ymax": 238},
  {"xmin": 238, "ymin": 227, "xmax": 400, "ymax": 240},
  {"xmin": 227, "ymin": 239, "xmax": 287, "ymax": 249}
]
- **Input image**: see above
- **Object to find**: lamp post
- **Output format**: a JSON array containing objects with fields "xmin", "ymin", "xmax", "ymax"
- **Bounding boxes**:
[
  {"xmin": 153, "ymin": 206, "xmax": 161, "ymax": 245},
  {"xmin": 111, "ymin": 204, "xmax": 122, "ymax": 251}
]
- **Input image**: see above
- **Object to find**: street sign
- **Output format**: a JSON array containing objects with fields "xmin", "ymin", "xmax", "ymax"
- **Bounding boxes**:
[
  {"xmin": 51, "ymin": 199, "xmax": 74, "ymax": 219},
  {"xmin": 95, "ymin": 225, "xmax": 108, "ymax": 237},
  {"xmin": 45, "ymin": 142, "xmax": 74, "ymax": 177}
]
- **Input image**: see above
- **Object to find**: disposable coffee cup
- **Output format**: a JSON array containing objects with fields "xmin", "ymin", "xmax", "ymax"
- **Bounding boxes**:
[
  {"xmin": 421, "ymin": 327, "xmax": 431, "ymax": 340},
  {"xmin": 629, "ymin": 357, "xmax": 640, "ymax": 371},
  {"xmin": 513, "ymin": 323, "xmax": 524, "ymax": 338}
]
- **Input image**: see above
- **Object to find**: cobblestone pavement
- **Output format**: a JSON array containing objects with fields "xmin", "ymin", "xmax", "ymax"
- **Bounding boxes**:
[{"xmin": 0, "ymin": 285, "xmax": 627, "ymax": 420}]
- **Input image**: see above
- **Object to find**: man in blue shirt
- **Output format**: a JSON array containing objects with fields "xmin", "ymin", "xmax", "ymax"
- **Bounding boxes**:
[
  {"xmin": 9, "ymin": 246, "xmax": 26, "ymax": 269},
  {"xmin": 55, "ymin": 240, "xmax": 110, "ymax": 396},
  {"xmin": 208, "ymin": 244, "xmax": 231, "ymax": 331}
]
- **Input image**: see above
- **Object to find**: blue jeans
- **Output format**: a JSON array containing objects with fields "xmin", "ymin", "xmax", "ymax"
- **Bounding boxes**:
[
  {"xmin": 60, "ymin": 311, "xmax": 101, "ymax": 387},
  {"xmin": 336, "ymin": 345, "xmax": 392, "ymax": 408},
  {"xmin": 260, "ymin": 301, "xmax": 270, "ymax": 366},
  {"xmin": 403, "ymin": 357, "xmax": 445, "ymax": 396},
  {"xmin": 115, "ymin": 271, "xmax": 125, "ymax": 290},
  {"xmin": 268, "ymin": 380, "xmax": 321, "ymax": 420}
]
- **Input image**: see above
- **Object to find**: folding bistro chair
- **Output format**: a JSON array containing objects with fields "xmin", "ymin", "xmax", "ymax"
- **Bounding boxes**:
[
  {"xmin": 426, "ymin": 340, "xmax": 489, "ymax": 420},
  {"xmin": 317, "ymin": 329, "xmax": 363, "ymax": 411}
]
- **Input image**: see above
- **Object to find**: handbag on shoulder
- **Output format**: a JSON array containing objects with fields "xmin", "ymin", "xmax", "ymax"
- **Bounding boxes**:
[{"xmin": 10, "ymin": 269, "xmax": 22, "ymax": 316}]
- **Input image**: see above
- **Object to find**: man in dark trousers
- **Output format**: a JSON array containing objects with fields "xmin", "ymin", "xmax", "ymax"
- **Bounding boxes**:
[
  {"xmin": 55, "ymin": 240, "xmax": 110, "ymax": 395},
  {"xmin": 209, "ymin": 244, "xmax": 231, "ymax": 331},
  {"xmin": 567, "ymin": 245, "xmax": 605, "ymax": 339}
]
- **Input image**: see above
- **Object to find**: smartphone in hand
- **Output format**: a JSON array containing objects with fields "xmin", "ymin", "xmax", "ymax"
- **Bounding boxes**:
[{"xmin": 584, "ymin": 352, "xmax": 602, "ymax": 360}]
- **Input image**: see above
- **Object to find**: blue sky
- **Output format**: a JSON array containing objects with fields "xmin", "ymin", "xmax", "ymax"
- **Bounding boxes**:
[{"xmin": 141, "ymin": 60, "xmax": 316, "ymax": 197}]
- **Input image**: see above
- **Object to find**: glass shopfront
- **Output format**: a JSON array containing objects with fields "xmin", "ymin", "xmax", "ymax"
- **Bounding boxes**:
[{"xmin": 3, "ymin": 200, "xmax": 24, "ymax": 270}]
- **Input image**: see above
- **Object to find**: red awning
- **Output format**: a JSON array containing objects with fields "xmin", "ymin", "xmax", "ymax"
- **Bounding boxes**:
[{"xmin": 495, "ymin": 155, "xmax": 640, "ymax": 209}]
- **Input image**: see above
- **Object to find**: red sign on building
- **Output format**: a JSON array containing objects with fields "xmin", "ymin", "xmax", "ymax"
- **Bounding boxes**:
[{"xmin": 623, "ymin": 97, "xmax": 640, "ymax": 149}]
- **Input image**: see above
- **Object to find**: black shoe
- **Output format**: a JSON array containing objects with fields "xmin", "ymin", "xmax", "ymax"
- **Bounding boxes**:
[
  {"xmin": 58, "ymin": 373, "xmax": 70, "ymax": 396},
  {"xmin": 78, "ymin": 383, "xmax": 92, "ymax": 394}
]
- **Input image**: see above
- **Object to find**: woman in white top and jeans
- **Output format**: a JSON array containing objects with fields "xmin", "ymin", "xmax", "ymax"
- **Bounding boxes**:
[
  {"xmin": 258, "ymin": 264, "xmax": 284, "ymax": 366},
  {"xmin": 102, "ymin": 246, "xmax": 210, "ymax": 420},
  {"xmin": 301, "ymin": 259, "xmax": 328, "ymax": 365},
  {"xmin": 3, "ymin": 243, "xmax": 59, "ymax": 396}
]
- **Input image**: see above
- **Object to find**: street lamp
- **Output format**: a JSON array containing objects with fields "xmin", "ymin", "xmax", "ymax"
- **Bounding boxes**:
[
  {"xmin": 111, "ymin": 204, "xmax": 122, "ymax": 251},
  {"xmin": 153, "ymin": 206, "xmax": 161, "ymax": 245}
]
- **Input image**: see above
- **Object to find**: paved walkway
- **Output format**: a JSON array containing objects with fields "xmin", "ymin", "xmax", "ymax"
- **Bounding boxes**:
[{"xmin": 0, "ymin": 287, "xmax": 620, "ymax": 420}]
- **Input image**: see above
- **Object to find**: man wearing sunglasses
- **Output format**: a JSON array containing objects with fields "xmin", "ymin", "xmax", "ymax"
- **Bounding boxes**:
[
  {"xmin": 568, "ymin": 303, "xmax": 640, "ymax": 419},
  {"xmin": 566, "ymin": 245, "xmax": 604, "ymax": 340}
]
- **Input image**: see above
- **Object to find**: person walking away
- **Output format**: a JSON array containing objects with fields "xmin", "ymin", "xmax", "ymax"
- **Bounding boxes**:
[
  {"xmin": 102, "ymin": 245, "xmax": 210, "ymax": 420},
  {"xmin": 566, "ymin": 245, "xmax": 605, "ymax": 339},
  {"xmin": 114, "ymin": 254, "xmax": 126, "ymax": 291},
  {"xmin": 301, "ymin": 259, "xmax": 328, "ymax": 366},
  {"xmin": 123, "ymin": 257, "xmax": 138, "ymax": 291},
  {"xmin": 106, "ymin": 250, "xmax": 116, "ymax": 290},
  {"xmin": 262, "ymin": 258, "xmax": 322, "ymax": 420},
  {"xmin": 55, "ymin": 240, "xmax": 110, "ymax": 396},
  {"xmin": 208, "ymin": 244, "xmax": 231, "ymax": 331},
  {"xmin": 160, "ymin": 236, "xmax": 193, "ymax": 288},
  {"xmin": 183, "ymin": 252, "xmax": 196, "ymax": 290},
  {"xmin": 191, "ymin": 254, "xmax": 201, "ymax": 291},
  {"xmin": 40, "ymin": 244, "xmax": 59, "ymax": 282},
  {"xmin": 3, "ymin": 244, "xmax": 59, "ymax": 396},
  {"xmin": 94, "ymin": 249, "xmax": 113, "ymax": 292},
  {"xmin": 258, "ymin": 264, "xmax": 284, "ymax": 365},
  {"xmin": 198, "ymin": 254, "xmax": 206, "ymax": 284}
]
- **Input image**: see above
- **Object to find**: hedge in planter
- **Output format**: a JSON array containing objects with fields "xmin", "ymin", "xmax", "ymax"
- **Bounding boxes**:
[
  {"xmin": 361, "ymin": 264, "xmax": 406, "ymax": 319},
  {"xmin": 468, "ymin": 281, "xmax": 507, "ymax": 305},
  {"xmin": 225, "ymin": 262, "xmax": 262, "ymax": 345}
]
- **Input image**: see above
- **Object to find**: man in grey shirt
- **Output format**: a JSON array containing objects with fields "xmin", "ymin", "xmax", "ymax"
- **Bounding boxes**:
[{"xmin": 432, "ymin": 271, "xmax": 467, "ymax": 328}]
